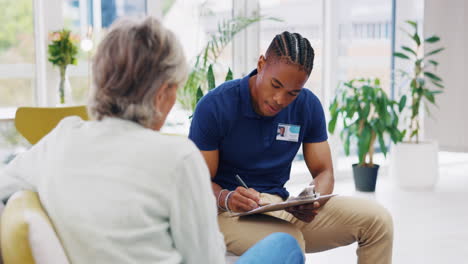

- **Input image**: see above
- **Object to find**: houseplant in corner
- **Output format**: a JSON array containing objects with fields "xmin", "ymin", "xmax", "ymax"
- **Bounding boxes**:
[
  {"xmin": 328, "ymin": 78, "xmax": 406, "ymax": 192},
  {"xmin": 391, "ymin": 20, "xmax": 445, "ymax": 189},
  {"xmin": 48, "ymin": 29, "xmax": 79, "ymax": 105}
]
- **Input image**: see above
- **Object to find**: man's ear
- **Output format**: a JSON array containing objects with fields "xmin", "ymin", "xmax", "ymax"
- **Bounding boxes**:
[{"xmin": 257, "ymin": 55, "xmax": 266, "ymax": 73}]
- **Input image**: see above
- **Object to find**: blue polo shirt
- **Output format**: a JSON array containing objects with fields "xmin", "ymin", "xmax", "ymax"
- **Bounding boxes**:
[{"xmin": 189, "ymin": 70, "xmax": 328, "ymax": 199}]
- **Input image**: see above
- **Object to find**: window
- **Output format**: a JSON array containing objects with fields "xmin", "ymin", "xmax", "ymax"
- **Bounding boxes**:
[
  {"xmin": 335, "ymin": 0, "xmax": 393, "ymax": 94},
  {"xmin": 163, "ymin": 0, "xmax": 232, "ymax": 72},
  {"xmin": 259, "ymin": 0, "xmax": 324, "ymax": 101},
  {"xmin": 0, "ymin": 0, "xmax": 35, "ymax": 166},
  {"xmin": 63, "ymin": 0, "xmax": 147, "ymax": 105},
  {"xmin": 0, "ymin": 0, "xmax": 36, "ymax": 108},
  {"xmin": 162, "ymin": 0, "xmax": 233, "ymax": 134}
]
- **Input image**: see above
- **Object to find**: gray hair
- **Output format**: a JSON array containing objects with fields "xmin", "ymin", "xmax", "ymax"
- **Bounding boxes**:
[{"xmin": 89, "ymin": 16, "xmax": 187, "ymax": 128}]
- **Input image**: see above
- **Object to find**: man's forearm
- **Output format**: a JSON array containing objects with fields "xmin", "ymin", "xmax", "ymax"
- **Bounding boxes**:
[
  {"xmin": 311, "ymin": 168, "xmax": 334, "ymax": 195},
  {"xmin": 211, "ymin": 181, "xmax": 227, "ymax": 210},
  {"xmin": 211, "ymin": 181, "xmax": 223, "ymax": 196}
]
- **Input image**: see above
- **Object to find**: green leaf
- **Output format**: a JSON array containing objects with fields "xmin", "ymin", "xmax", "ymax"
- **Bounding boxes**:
[
  {"xmin": 405, "ymin": 20, "xmax": 417, "ymax": 29},
  {"xmin": 384, "ymin": 112, "xmax": 393, "ymax": 127},
  {"xmin": 344, "ymin": 131, "xmax": 351, "ymax": 156},
  {"xmin": 362, "ymin": 85, "xmax": 372, "ymax": 99},
  {"xmin": 399, "ymin": 95, "xmax": 407, "ymax": 112},
  {"xmin": 358, "ymin": 125, "xmax": 372, "ymax": 165},
  {"xmin": 329, "ymin": 99, "xmax": 338, "ymax": 116},
  {"xmin": 362, "ymin": 104, "xmax": 371, "ymax": 120},
  {"xmin": 410, "ymin": 129, "xmax": 418, "ymax": 140},
  {"xmin": 431, "ymin": 81, "xmax": 444, "ymax": 88},
  {"xmin": 207, "ymin": 64, "xmax": 216, "ymax": 90},
  {"xmin": 394, "ymin": 52, "xmax": 410, "ymax": 60},
  {"xmin": 428, "ymin": 60, "xmax": 439, "ymax": 67},
  {"xmin": 425, "ymin": 35, "xmax": 440, "ymax": 43},
  {"xmin": 411, "ymin": 100, "xmax": 420, "ymax": 119},
  {"xmin": 225, "ymin": 68, "xmax": 233, "ymax": 81},
  {"xmin": 401, "ymin": 130, "xmax": 407, "ymax": 141},
  {"xmin": 328, "ymin": 116, "xmax": 338, "ymax": 134},
  {"xmin": 424, "ymin": 72, "xmax": 442, "ymax": 82},
  {"xmin": 412, "ymin": 33, "xmax": 421, "ymax": 46},
  {"xmin": 344, "ymin": 81, "xmax": 353, "ymax": 88},
  {"xmin": 424, "ymin": 90, "xmax": 435, "ymax": 104},
  {"xmin": 391, "ymin": 111, "xmax": 399, "ymax": 127},
  {"xmin": 425, "ymin": 47, "xmax": 445, "ymax": 57},
  {"xmin": 374, "ymin": 78, "xmax": 381, "ymax": 86},
  {"xmin": 391, "ymin": 129, "xmax": 404, "ymax": 143},
  {"xmin": 377, "ymin": 133, "xmax": 388, "ymax": 156},
  {"xmin": 402, "ymin": 46, "xmax": 417, "ymax": 56},
  {"xmin": 196, "ymin": 86, "xmax": 204, "ymax": 103}
]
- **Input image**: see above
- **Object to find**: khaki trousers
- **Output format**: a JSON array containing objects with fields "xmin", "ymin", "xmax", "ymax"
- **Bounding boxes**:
[{"xmin": 218, "ymin": 194, "xmax": 393, "ymax": 264}]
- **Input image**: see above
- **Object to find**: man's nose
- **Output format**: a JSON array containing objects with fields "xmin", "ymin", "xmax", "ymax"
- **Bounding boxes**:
[{"xmin": 273, "ymin": 92, "xmax": 286, "ymax": 106}]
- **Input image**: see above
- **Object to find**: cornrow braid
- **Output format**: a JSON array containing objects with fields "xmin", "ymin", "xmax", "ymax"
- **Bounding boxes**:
[{"xmin": 266, "ymin": 31, "xmax": 315, "ymax": 75}]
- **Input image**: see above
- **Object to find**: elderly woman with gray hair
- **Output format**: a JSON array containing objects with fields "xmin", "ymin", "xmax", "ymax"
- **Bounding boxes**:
[{"xmin": 0, "ymin": 17, "xmax": 304, "ymax": 264}]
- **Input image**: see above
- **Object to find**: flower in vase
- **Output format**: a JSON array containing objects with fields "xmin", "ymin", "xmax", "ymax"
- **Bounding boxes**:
[{"xmin": 47, "ymin": 29, "xmax": 79, "ymax": 104}]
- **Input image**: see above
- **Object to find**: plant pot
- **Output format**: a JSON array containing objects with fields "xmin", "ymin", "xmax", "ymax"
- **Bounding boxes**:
[
  {"xmin": 352, "ymin": 164, "xmax": 380, "ymax": 192},
  {"xmin": 390, "ymin": 141, "xmax": 439, "ymax": 190}
]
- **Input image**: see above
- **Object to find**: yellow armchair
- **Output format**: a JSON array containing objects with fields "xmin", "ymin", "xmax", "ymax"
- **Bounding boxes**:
[
  {"xmin": 15, "ymin": 106, "xmax": 89, "ymax": 145},
  {"xmin": 0, "ymin": 191, "xmax": 69, "ymax": 264}
]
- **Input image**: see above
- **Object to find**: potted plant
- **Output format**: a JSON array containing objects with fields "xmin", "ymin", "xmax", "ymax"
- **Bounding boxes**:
[
  {"xmin": 391, "ymin": 20, "xmax": 445, "ymax": 189},
  {"xmin": 328, "ymin": 78, "xmax": 406, "ymax": 192},
  {"xmin": 48, "ymin": 29, "xmax": 79, "ymax": 105}
]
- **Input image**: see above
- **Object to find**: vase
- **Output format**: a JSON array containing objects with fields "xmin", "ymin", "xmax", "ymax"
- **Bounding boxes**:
[{"xmin": 58, "ymin": 66, "xmax": 72, "ymax": 106}]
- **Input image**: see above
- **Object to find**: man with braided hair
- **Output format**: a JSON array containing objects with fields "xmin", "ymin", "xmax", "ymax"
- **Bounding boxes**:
[{"xmin": 189, "ymin": 31, "xmax": 393, "ymax": 263}]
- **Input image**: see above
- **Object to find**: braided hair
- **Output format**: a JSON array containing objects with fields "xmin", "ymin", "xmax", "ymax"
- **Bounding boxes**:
[{"xmin": 265, "ymin": 31, "xmax": 314, "ymax": 76}]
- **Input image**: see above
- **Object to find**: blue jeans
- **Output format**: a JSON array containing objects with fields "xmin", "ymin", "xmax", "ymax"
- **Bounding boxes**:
[{"xmin": 236, "ymin": 232, "xmax": 305, "ymax": 264}]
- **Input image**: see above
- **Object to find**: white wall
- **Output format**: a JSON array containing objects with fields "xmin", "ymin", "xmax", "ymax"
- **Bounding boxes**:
[{"xmin": 423, "ymin": 0, "xmax": 468, "ymax": 152}]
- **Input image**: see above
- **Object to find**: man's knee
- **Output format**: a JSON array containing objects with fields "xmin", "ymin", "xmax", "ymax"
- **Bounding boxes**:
[
  {"xmin": 325, "ymin": 196, "xmax": 393, "ymax": 241},
  {"xmin": 219, "ymin": 214, "xmax": 305, "ymax": 255},
  {"xmin": 276, "ymin": 224, "xmax": 305, "ymax": 252},
  {"xmin": 361, "ymin": 200, "xmax": 394, "ymax": 241}
]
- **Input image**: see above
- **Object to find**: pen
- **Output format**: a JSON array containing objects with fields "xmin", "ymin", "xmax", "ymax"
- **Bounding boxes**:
[{"xmin": 235, "ymin": 174, "xmax": 249, "ymax": 189}]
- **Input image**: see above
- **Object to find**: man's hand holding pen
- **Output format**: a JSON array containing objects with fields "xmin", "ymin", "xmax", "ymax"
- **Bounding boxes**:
[
  {"xmin": 217, "ymin": 174, "xmax": 261, "ymax": 213},
  {"xmin": 227, "ymin": 187, "xmax": 261, "ymax": 212}
]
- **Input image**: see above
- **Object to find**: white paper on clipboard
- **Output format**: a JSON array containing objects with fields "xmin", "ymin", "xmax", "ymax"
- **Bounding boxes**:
[{"xmin": 230, "ymin": 193, "xmax": 337, "ymax": 217}]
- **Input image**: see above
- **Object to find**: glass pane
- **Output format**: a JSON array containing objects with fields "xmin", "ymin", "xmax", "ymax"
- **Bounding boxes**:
[
  {"xmin": 101, "ymin": 0, "xmax": 147, "ymax": 28},
  {"xmin": 63, "ymin": 0, "xmax": 81, "ymax": 31},
  {"xmin": 69, "ymin": 76, "xmax": 90, "ymax": 105},
  {"xmin": 0, "ymin": 0, "xmax": 36, "ymax": 108},
  {"xmin": 163, "ymin": 0, "xmax": 233, "ymax": 134},
  {"xmin": 0, "ymin": 79, "xmax": 34, "ymax": 107},
  {"xmin": 259, "ymin": 0, "xmax": 324, "ymax": 100},
  {"xmin": 164, "ymin": 0, "xmax": 232, "ymax": 65},
  {"xmin": 337, "ymin": 0, "xmax": 393, "ymax": 94},
  {"xmin": 63, "ymin": 0, "xmax": 148, "ymax": 105},
  {"xmin": 0, "ymin": 120, "xmax": 30, "ymax": 168},
  {"xmin": 333, "ymin": 0, "xmax": 394, "ymax": 159}
]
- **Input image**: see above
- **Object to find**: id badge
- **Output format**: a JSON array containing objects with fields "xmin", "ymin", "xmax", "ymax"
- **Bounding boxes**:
[{"xmin": 276, "ymin": 123, "xmax": 300, "ymax": 142}]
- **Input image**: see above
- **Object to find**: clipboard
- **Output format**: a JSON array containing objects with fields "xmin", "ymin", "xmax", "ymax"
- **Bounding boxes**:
[{"xmin": 230, "ymin": 193, "xmax": 337, "ymax": 217}]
